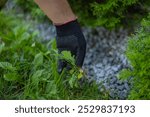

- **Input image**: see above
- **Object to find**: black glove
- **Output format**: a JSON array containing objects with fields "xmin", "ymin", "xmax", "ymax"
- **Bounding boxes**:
[{"xmin": 55, "ymin": 20, "xmax": 86, "ymax": 73}]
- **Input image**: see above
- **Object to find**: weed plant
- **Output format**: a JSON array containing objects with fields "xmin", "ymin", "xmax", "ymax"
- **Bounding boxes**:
[{"xmin": 0, "ymin": 11, "xmax": 108, "ymax": 100}]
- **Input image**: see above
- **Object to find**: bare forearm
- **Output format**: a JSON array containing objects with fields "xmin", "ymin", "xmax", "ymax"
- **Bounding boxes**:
[{"xmin": 34, "ymin": 0, "xmax": 76, "ymax": 24}]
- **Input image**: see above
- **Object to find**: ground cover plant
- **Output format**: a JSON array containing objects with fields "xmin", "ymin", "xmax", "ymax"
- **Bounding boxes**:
[
  {"xmin": 0, "ymin": 11, "xmax": 109, "ymax": 100},
  {"xmin": 119, "ymin": 15, "xmax": 150, "ymax": 99}
]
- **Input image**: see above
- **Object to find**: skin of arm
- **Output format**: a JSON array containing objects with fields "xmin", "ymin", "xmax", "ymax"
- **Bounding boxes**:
[
  {"xmin": 34, "ymin": 0, "xmax": 76, "ymax": 24},
  {"xmin": 34, "ymin": 0, "xmax": 86, "ymax": 69}
]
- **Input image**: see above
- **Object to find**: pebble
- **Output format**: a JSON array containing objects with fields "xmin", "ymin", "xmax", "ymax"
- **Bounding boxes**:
[{"xmin": 83, "ymin": 27, "xmax": 131, "ymax": 99}]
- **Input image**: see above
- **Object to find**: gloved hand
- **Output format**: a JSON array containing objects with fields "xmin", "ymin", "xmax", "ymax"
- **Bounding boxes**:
[{"xmin": 55, "ymin": 20, "xmax": 86, "ymax": 73}]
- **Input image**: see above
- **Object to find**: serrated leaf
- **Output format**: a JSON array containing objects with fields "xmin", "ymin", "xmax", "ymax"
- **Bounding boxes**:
[{"xmin": 61, "ymin": 51, "xmax": 75, "ymax": 65}]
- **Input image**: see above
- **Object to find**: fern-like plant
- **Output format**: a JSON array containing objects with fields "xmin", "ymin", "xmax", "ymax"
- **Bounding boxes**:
[{"xmin": 119, "ymin": 14, "xmax": 150, "ymax": 99}]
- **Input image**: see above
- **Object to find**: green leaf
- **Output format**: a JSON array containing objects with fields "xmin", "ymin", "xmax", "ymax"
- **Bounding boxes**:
[
  {"xmin": 61, "ymin": 51, "xmax": 71, "ymax": 58},
  {"xmin": 51, "ymin": 39, "xmax": 57, "ymax": 50},
  {"xmin": 31, "ymin": 70, "xmax": 44, "ymax": 81},
  {"xmin": 4, "ymin": 72, "xmax": 19, "ymax": 81},
  {"xmin": 61, "ymin": 51, "xmax": 75, "ymax": 65},
  {"xmin": 33, "ymin": 53, "xmax": 43, "ymax": 68},
  {"xmin": 69, "ymin": 74, "xmax": 77, "ymax": 88},
  {"xmin": 0, "ymin": 62, "xmax": 16, "ymax": 71},
  {"xmin": 78, "ymin": 69, "xmax": 83, "ymax": 79},
  {"xmin": 47, "ymin": 39, "xmax": 57, "ymax": 50},
  {"xmin": 46, "ymin": 81, "xmax": 57, "ymax": 95}
]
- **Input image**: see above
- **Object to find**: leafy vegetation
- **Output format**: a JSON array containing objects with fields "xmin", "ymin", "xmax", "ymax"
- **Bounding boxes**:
[
  {"xmin": 71, "ymin": 0, "xmax": 150, "ymax": 28},
  {"xmin": 90, "ymin": 0, "xmax": 149, "ymax": 28},
  {"xmin": 14, "ymin": 0, "xmax": 46, "ymax": 20},
  {"xmin": 0, "ymin": 11, "xmax": 108, "ymax": 100},
  {"xmin": 1, "ymin": 0, "xmax": 150, "ymax": 100},
  {"xmin": 14, "ymin": 0, "xmax": 150, "ymax": 28},
  {"xmin": 119, "ymin": 15, "xmax": 150, "ymax": 99}
]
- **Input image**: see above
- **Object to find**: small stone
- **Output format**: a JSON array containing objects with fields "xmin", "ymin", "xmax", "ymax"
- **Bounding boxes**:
[
  {"xmin": 110, "ymin": 92, "xmax": 115, "ymax": 98},
  {"xmin": 110, "ymin": 78, "xmax": 117, "ymax": 84},
  {"xmin": 118, "ymin": 85, "xmax": 124, "ymax": 91},
  {"xmin": 110, "ymin": 85, "xmax": 116, "ymax": 89},
  {"xmin": 118, "ymin": 90, "xmax": 128, "ymax": 99},
  {"xmin": 124, "ymin": 83, "xmax": 130, "ymax": 91},
  {"xmin": 117, "ymin": 80, "xmax": 123, "ymax": 85}
]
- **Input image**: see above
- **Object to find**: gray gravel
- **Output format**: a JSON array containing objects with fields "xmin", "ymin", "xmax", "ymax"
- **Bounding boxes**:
[
  {"xmin": 5, "ymin": 0, "xmax": 131, "ymax": 99},
  {"xmin": 82, "ymin": 27, "xmax": 131, "ymax": 99}
]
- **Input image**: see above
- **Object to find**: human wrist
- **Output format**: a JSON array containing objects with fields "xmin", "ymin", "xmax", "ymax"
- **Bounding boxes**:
[
  {"xmin": 55, "ymin": 19, "xmax": 82, "ymax": 37},
  {"xmin": 53, "ymin": 15, "xmax": 77, "ymax": 26}
]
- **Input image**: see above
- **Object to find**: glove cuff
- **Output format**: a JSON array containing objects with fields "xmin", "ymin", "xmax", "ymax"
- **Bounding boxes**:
[{"xmin": 55, "ymin": 19, "xmax": 82, "ymax": 36}]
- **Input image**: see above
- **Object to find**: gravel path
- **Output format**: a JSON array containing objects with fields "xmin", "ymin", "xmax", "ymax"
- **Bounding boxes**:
[
  {"xmin": 5, "ymin": 0, "xmax": 131, "ymax": 99},
  {"xmin": 82, "ymin": 27, "xmax": 131, "ymax": 99}
]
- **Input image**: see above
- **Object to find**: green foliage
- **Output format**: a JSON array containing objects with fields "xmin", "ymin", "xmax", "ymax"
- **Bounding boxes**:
[
  {"xmin": 0, "ymin": 11, "xmax": 15, "ymax": 33},
  {"xmin": 119, "ymin": 15, "xmax": 150, "ymax": 99},
  {"xmin": 91, "ymin": 0, "xmax": 138, "ymax": 28},
  {"xmin": 0, "ymin": 11, "xmax": 108, "ymax": 100},
  {"xmin": 70, "ymin": 0, "xmax": 149, "ymax": 28},
  {"xmin": 14, "ymin": 0, "xmax": 150, "ymax": 28},
  {"xmin": 14, "ymin": 0, "xmax": 45, "ymax": 20}
]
